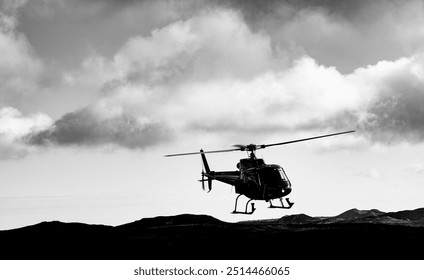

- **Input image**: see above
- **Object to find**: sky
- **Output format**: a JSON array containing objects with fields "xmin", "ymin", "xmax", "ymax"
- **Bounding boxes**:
[{"xmin": 1, "ymin": 0, "xmax": 424, "ymax": 230}]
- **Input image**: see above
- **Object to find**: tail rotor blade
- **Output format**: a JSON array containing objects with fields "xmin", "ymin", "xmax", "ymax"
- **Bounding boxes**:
[
  {"xmin": 200, "ymin": 163, "xmax": 205, "ymax": 191},
  {"xmin": 207, "ymin": 178, "xmax": 212, "ymax": 193}
]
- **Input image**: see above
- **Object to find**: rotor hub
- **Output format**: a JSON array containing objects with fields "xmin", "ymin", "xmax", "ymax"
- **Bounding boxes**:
[{"xmin": 245, "ymin": 144, "xmax": 257, "ymax": 152}]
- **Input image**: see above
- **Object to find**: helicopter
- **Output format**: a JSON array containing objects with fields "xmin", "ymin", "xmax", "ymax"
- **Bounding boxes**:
[{"xmin": 165, "ymin": 130, "xmax": 355, "ymax": 214}]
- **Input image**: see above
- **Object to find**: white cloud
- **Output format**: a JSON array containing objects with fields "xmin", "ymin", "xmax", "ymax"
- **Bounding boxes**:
[
  {"xmin": 0, "ymin": 106, "xmax": 52, "ymax": 159},
  {"xmin": 0, "ymin": 107, "xmax": 51, "ymax": 139},
  {"xmin": 69, "ymin": 9, "xmax": 275, "ymax": 87},
  {"xmin": 57, "ymin": 7, "xmax": 424, "ymax": 149},
  {"xmin": 56, "ymin": 9, "xmax": 281, "ymax": 143},
  {"xmin": 168, "ymin": 56, "xmax": 364, "ymax": 132},
  {"xmin": 352, "ymin": 55, "xmax": 424, "ymax": 143}
]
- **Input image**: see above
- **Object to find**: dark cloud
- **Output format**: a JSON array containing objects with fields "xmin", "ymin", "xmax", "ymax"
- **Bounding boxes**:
[
  {"xmin": 291, "ymin": 93, "xmax": 424, "ymax": 146},
  {"xmin": 362, "ymin": 78, "xmax": 424, "ymax": 144},
  {"xmin": 212, "ymin": 0, "xmax": 423, "ymax": 73},
  {"xmin": 218, "ymin": 0, "xmax": 400, "ymax": 22},
  {"xmin": 26, "ymin": 107, "xmax": 170, "ymax": 149},
  {"xmin": 309, "ymin": 57, "xmax": 424, "ymax": 145},
  {"xmin": 16, "ymin": 0, "xmax": 189, "ymax": 70},
  {"xmin": 15, "ymin": 0, "xmax": 424, "ymax": 74}
]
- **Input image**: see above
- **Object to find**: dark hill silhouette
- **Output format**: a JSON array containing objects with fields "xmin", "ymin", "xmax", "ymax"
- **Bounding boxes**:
[
  {"xmin": 386, "ymin": 208, "xmax": 424, "ymax": 221},
  {"xmin": 335, "ymin": 208, "xmax": 384, "ymax": 220},
  {"xmin": 1, "ymin": 208, "xmax": 424, "ymax": 260},
  {"xmin": 118, "ymin": 213, "xmax": 224, "ymax": 229},
  {"xmin": 277, "ymin": 213, "xmax": 319, "ymax": 224}
]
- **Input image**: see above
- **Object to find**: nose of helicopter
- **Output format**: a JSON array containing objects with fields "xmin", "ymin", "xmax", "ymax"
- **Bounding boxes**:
[
  {"xmin": 280, "ymin": 180, "xmax": 292, "ymax": 196},
  {"xmin": 281, "ymin": 186, "xmax": 292, "ymax": 197},
  {"xmin": 266, "ymin": 180, "xmax": 291, "ymax": 199}
]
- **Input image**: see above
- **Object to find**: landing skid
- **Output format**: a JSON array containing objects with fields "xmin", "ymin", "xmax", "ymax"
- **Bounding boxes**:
[
  {"xmin": 269, "ymin": 197, "xmax": 294, "ymax": 209},
  {"xmin": 232, "ymin": 194, "xmax": 256, "ymax": 215}
]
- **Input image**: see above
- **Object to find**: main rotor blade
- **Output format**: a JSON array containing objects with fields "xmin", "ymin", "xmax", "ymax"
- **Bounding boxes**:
[
  {"xmin": 164, "ymin": 148, "xmax": 241, "ymax": 157},
  {"xmin": 165, "ymin": 130, "xmax": 355, "ymax": 157},
  {"xmin": 261, "ymin": 130, "xmax": 355, "ymax": 149}
]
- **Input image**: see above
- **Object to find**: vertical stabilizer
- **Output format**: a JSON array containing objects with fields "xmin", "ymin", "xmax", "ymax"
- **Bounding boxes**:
[{"xmin": 200, "ymin": 149, "xmax": 210, "ymax": 173}]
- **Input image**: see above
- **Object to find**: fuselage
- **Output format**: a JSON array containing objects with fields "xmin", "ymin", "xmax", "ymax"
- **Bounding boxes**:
[
  {"xmin": 202, "ymin": 155, "xmax": 292, "ymax": 201},
  {"xmin": 236, "ymin": 162, "xmax": 292, "ymax": 201}
]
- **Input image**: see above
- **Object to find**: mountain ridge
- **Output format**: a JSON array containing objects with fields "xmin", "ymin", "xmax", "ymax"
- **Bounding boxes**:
[
  {"xmin": 1, "ymin": 207, "xmax": 424, "ymax": 260},
  {"xmin": 275, "ymin": 207, "xmax": 424, "ymax": 227},
  {"xmin": 3, "ymin": 207, "xmax": 424, "ymax": 232}
]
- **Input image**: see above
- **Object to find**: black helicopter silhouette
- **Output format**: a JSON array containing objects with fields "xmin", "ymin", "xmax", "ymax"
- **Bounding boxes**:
[{"xmin": 165, "ymin": 130, "xmax": 354, "ymax": 214}]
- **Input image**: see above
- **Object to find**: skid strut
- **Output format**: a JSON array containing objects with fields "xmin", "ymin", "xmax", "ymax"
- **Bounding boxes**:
[
  {"xmin": 232, "ymin": 194, "xmax": 256, "ymax": 215},
  {"xmin": 269, "ymin": 197, "xmax": 294, "ymax": 209}
]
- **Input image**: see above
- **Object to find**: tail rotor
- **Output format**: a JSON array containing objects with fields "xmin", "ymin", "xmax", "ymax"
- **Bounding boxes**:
[
  {"xmin": 200, "ymin": 166, "xmax": 206, "ymax": 191},
  {"xmin": 199, "ymin": 164, "xmax": 212, "ymax": 192}
]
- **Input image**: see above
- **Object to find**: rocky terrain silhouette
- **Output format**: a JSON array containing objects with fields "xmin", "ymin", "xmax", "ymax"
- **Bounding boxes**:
[{"xmin": 1, "ymin": 208, "xmax": 424, "ymax": 260}]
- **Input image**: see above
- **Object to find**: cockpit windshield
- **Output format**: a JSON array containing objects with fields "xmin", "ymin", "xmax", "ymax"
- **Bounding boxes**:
[
  {"xmin": 278, "ymin": 167, "xmax": 289, "ymax": 181},
  {"xmin": 257, "ymin": 167, "xmax": 283, "ymax": 184},
  {"xmin": 257, "ymin": 165, "xmax": 291, "ymax": 185},
  {"xmin": 258, "ymin": 168, "xmax": 278, "ymax": 181}
]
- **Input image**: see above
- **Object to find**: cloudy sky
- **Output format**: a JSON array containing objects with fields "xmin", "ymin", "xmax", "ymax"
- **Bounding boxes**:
[{"xmin": 1, "ymin": 0, "xmax": 424, "ymax": 229}]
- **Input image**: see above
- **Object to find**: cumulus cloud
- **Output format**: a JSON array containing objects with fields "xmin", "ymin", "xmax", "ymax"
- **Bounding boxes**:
[
  {"xmin": 67, "ymin": 10, "xmax": 278, "ymax": 115},
  {"xmin": 15, "ymin": 0, "xmax": 424, "ymax": 75},
  {"xmin": 73, "ymin": 8, "xmax": 276, "ymax": 86},
  {"xmin": 3, "ymin": 1, "xmax": 424, "ymax": 159},
  {"xmin": 58, "ymin": 7, "xmax": 424, "ymax": 148},
  {"xmin": 45, "ymin": 48, "xmax": 424, "ymax": 151},
  {"xmin": 351, "ymin": 56, "xmax": 424, "ymax": 144},
  {"xmin": 219, "ymin": 0, "xmax": 424, "ymax": 73},
  {"xmin": 0, "ymin": 106, "xmax": 52, "ymax": 159},
  {"xmin": 58, "ymin": 9, "xmax": 281, "ymax": 138}
]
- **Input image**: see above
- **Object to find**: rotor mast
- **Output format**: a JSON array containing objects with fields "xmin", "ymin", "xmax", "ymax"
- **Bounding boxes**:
[{"xmin": 242, "ymin": 144, "xmax": 258, "ymax": 159}]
